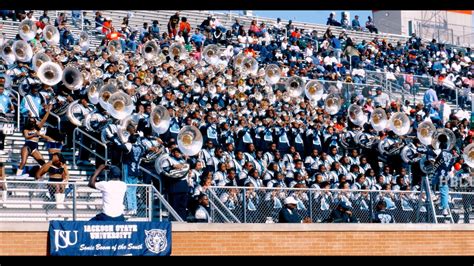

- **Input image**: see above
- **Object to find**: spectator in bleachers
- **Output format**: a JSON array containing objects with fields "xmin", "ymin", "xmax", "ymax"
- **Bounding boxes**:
[
  {"xmin": 365, "ymin": 16, "xmax": 378, "ymax": 34},
  {"xmin": 278, "ymin": 196, "xmax": 301, "ymax": 223},
  {"xmin": 326, "ymin": 201, "xmax": 357, "ymax": 223},
  {"xmin": 326, "ymin": 12, "xmax": 341, "ymax": 27},
  {"xmin": 178, "ymin": 17, "xmax": 191, "ymax": 45},
  {"xmin": 372, "ymin": 200, "xmax": 395, "ymax": 223},
  {"xmin": 70, "ymin": 10, "xmax": 81, "ymax": 27},
  {"xmin": 150, "ymin": 20, "xmax": 160, "ymax": 39},
  {"xmin": 167, "ymin": 11, "xmax": 180, "ymax": 38},
  {"xmin": 94, "ymin": 11, "xmax": 104, "ymax": 33},
  {"xmin": 352, "ymin": 15, "xmax": 362, "ymax": 31},
  {"xmin": 340, "ymin": 12, "xmax": 350, "ymax": 29},
  {"xmin": 39, "ymin": 10, "xmax": 50, "ymax": 25},
  {"xmin": 54, "ymin": 12, "xmax": 67, "ymax": 27}
]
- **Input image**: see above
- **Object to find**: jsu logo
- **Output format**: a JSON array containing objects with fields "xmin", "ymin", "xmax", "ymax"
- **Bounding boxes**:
[
  {"xmin": 54, "ymin": 230, "xmax": 79, "ymax": 252},
  {"xmin": 145, "ymin": 229, "xmax": 167, "ymax": 254}
]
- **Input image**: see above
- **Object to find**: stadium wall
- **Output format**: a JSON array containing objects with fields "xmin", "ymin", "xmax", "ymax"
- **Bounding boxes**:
[{"xmin": 1, "ymin": 223, "xmax": 474, "ymax": 255}]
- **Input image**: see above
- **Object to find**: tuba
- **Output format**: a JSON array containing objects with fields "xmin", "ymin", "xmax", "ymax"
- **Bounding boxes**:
[
  {"xmin": 348, "ymin": 104, "xmax": 367, "ymax": 127},
  {"xmin": 417, "ymin": 120, "xmax": 436, "ymax": 146},
  {"xmin": 107, "ymin": 39, "xmax": 122, "ymax": 55},
  {"xmin": 79, "ymin": 31, "xmax": 90, "ymax": 51},
  {"xmin": 18, "ymin": 19, "xmax": 37, "ymax": 41},
  {"xmin": 169, "ymin": 43, "xmax": 186, "ymax": 60},
  {"xmin": 150, "ymin": 106, "xmax": 171, "ymax": 135},
  {"xmin": 1, "ymin": 40, "xmax": 16, "ymax": 65},
  {"xmin": 401, "ymin": 142, "xmax": 421, "ymax": 164},
  {"xmin": 83, "ymin": 112, "xmax": 107, "ymax": 132},
  {"xmin": 389, "ymin": 112, "xmax": 410, "ymax": 136},
  {"xmin": 43, "ymin": 25, "xmax": 60, "ymax": 46},
  {"xmin": 431, "ymin": 128, "xmax": 456, "ymax": 151},
  {"xmin": 242, "ymin": 56, "xmax": 258, "ymax": 77},
  {"xmin": 233, "ymin": 53, "xmax": 247, "ymax": 71},
  {"xmin": 37, "ymin": 61, "xmax": 63, "ymax": 86},
  {"xmin": 370, "ymin": 108, "xmax": 388, "ymax": 132},
  {"xmin": 106, "ymin": 91, "xmax": 134, "ymax": 120},
  {"xmin": 324, "ymin": 94, "xmax": 342, "ymax": 115},
  {"xmin": 62, "ymin": 66, "xmax": 83, "ymax": 90},
  {"xmin": 32, "ymin": 52, "xmax": 51, "ymax": 72},
  {"xmin": 87, "ymin": 79, "xmax": 104, "ymax": 105},
  {"xmin": 285, "ymin": 76, "xmax": 304, "ymax": 98},
  {"xmin": 66, "ymin": 100, "xmax": 86, "ymax": 127},
  {"xmin": 142, "ymin": 40, "xmax": 160, "ymax": 61},
  {"xmin": 117, "ymin": 115, "xmax": 138, "ymax": 143},
  {"xmin": 12, "ymin": 40, "xmax": 33, "ymax": 62},
  {"xmin": 463, "ymin": 143, "xmax": 474, "ymax": 168},
  {"xmin": 98, "ymin": 83, "xmax": 118, "ymax": 110},
  {"xmin": 419, "ymin": 156, "xmax": 436, "ymax": 174},
  {"xmin": 305, "ymin": 80, "xmax": 324, "ymax": 102},
  {"xmin": 264, "ymin": 64, "xmax": 281, "ymax": 85},
  {"xmin": 202, "ymin": 44, "xmax": 220, "ymax": 65},
  {"xmin": 177, "ymin": 125, "xmax": 203, "ymax": 156}
]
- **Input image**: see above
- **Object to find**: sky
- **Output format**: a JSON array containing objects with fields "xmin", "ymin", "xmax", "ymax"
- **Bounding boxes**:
[{"xmin": 251, "ymin": 10, "xmax": 372, "ymax": 24}]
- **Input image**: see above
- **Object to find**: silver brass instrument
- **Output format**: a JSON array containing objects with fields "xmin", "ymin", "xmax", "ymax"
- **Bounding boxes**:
[
  {"xmin": 37, "ymin": 61, "xmax": 63, "ymax": 86},
  {"xmin": 417, "ymin": 120, "xmax": 436, "ymax": 146},
  {"xmin": 233, "ymin": 53, "xmax": 247, "ymax": 70},
  {"xmin": 79, "ymin": 31, "xmax": 90, "ymax": 51},
  {"xmin": 177, "ymin": 125, "xmax": 203, "ymax": 156},
  {"xmin": 87, "ymin": 79, "xmax": 104, "ymax": 104},
  {"xmin": 62, "ymin": 66, "xmax": 83, "ymax": 90},
  {"xmin": 305, "ymin": 80, "xmax": 324, "ymax": 102},
  {"xmin": 348, "ymin": 104, "xmax": 367, "ymax": 127},
  {"xmin": 431, "ymin": 128, "xmax": 456, "ymax": 150},
  {"xmin": 32, "ymin": 52, "xmax": 51, "ymax": 72},
  {"xmin": 389, "ymin": 112, "xmax": 410, "ymax": 136},
  {"xmin": 66, "ymin": 100, "xmax": 86, "ymax": 126},
  {"xmin": 98, "ymin": 83, "xmax": 118, "ymax": 110},
  {"xmin": 117, "ymin": 115, "xmax": 138, "ymax": 143},
  {"xmin": 106, "ymin": 91, "xmax": 134, "ymax": 120},
  {"xmin": 370, "ymin": 108, "xmax": 388, "ymax": 132},
  {"xmin": 142, "ymin": 40, "xmax": 160, "ymax": 61},
  {"xmin": 242, "ymin": 56, "xmax": 258, "ymax": 77},
  {"xmin": 340, "ymin": 130, "xmax": 357, "ymax": 150},
  {"xmin": 18, "ymin": 19, "xmax": 37, "ymax": 41},
  {"xmin": 202, "ymin": 44, "xmax": 219, "ymax": 65},
  {"xmin": 43, "ymin": 25, "xmax": 60, "ymax": 46},
  {"xmin": 401, "ymin": 142, "xmax": 421, "ymax": 164},
  {"xmin": 324, "ymin": 94, "xmax": 342, "ymax": 115},
  {"xmin": 264, "ymin": 64, "xmax": 281, "ymax": 85},
  {"xmin": 150, "ymin": 106, "xmax": 170, "ymax": 135},
  {"xmin": 12, "ymin": 40, "xmax": 33, "ymax": 62},
  {"xmin": 83, "ymin": 112, "xmax": 107, "ymax": 132},
  {"xmin": 107, "ymin": 39, "xmax": 122, "ymax": 55},
  {"xmin": 420, "ymin": 156, "xmax": 436, "ymax": 174},
  {"xmin": 463, "ymin": 143, "xmax": 474, "ymax": 168},
  {"xmin": 1, "ymin": 40, "xmax": 16, "ymax": 65},
  {"xmin": 169, "ymin": 43, "xmax": 186, "ymax": 60},
  {"xmin": 285, "ymin": 76, "xmax": 304, "ymax": 98}
]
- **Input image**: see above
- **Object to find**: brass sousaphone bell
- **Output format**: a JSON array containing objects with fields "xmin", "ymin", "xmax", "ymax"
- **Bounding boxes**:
[
  {"xmin": 417, "ymin": 120, "xmax": 436, "ymax": 146},
  {"xmin": 98, "ymin": 83, "xmax": 118, "ymax": 110},
  {"xmin": 32, "ymin": 52, "xmax": 51, "ymax": 72},
  {"xmin": 106, "ymin": 91, "xmax": 134, "ymax": 120},
  {"xmin": 18, "ymin": 19, "xmax": 37, "ymax": 41},
  {"xmin": 202, "ymin": 44, "xmax": 220, "ymax": 65},
  {"xmin": 62, "ymin": 66, "xmax": 83, "ymax": 90},
  {"xmin": 150, "ymin": 106, "xmax": 171, "ymax": 135},
  {"xmin": 304, "ymin": 80, "xmax": 324, "ymax": 102},
  {"xmin": 324, "ymin": 94, "xmax": 342, "ymax": 115},
  {"xmin": 12, "ymin": 40, "xmax": 33, "ymax": 62},
  {"xmin": 370, "ymin": 108, "xmax": 388, "ymax": 132},
  {"xmin": 285, "ymin": 76, "xmax": 304, "ymax": 98},
  {"xmin": 177, "ymin": 125, "xmax": 203, "ymax": 156},
  {"xmin": 37, "ymin": 61, "xmax": 63, "ymax": 86},
  {"xmin": 348, "ymin": 104, "xmax": 367, "ymax": 127},
  {"xmin": 264, "ymin": 64, "xmax": 281, "ymax": 85},
  {"xmin": 389, "ymin": 112, "xmax": 410, "ymax": 136},
  {"xmin": 43, "ymin": 25, "xmax": 60, "ymax": 46}
]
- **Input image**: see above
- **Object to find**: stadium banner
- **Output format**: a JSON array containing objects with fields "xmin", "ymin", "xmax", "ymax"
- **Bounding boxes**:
[{"xmin": 49, "ymin": 221, "xmax": 171, "ymax": 256}]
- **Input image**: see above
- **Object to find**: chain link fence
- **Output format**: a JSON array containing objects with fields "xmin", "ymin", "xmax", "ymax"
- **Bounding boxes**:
[
  {"xmin": 207, "ymin": 186, "xmax": 433, "ymax": 223},
  {"xmin": 0, "ymin": 180, "xmax": 152, "ymax": 222}
]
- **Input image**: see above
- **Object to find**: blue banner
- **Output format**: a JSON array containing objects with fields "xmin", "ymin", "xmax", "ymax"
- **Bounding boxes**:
[{"xmin": 49, "ymin": 221, "xmax": 172, "ymax": 256}]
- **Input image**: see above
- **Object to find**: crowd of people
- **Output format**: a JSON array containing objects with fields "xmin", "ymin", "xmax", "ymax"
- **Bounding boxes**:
[{"xmin": 0, "ymin": 10, "xmax": 473, "ymax": 223}]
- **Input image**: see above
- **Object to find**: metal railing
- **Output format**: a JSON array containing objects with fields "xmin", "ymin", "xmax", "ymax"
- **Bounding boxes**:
[
  {"xmin": 448, "ymin": 191, "xmax": 474, "ymax": 224},
  {"xmin": 206, "ymin": 186, "xmax": 432, "ymax": 223},
  {"xmin": 72, "ymin": 127, "xmax": 108, "ymax": 169},
  {"xmin": 0, "ymin": 180, "xmax": 152, "ymax": 221}
]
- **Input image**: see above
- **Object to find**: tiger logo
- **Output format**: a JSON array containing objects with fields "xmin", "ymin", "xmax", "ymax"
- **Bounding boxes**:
[{"xmin": 145, "ymin": 229, "xmax": 167, "ymax": 254}]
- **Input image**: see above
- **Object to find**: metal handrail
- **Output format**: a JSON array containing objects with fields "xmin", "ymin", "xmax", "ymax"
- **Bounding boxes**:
[
  {"xmin": 48, "ymin": 111, "xmax": 61, "ymax": 131},
  {"xmin": 8, "ymin": 89, "xmax": 21, "ymax": 132},
  {"xmin": 207, "ymin": 188, "xmax": 241, "ymax": 223},
  {"xmin": 72, "ymin": 127, "xmax": 108, "ymax": 168},
  {"xmin": 152, "ymin": 186, "xmax": 184, "ymax": 222}
]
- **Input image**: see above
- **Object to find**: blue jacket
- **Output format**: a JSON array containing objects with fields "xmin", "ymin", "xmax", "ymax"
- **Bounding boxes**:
[{"xmin": 278, "ymin": 207, "xmax": 301, "ymax": 223}]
